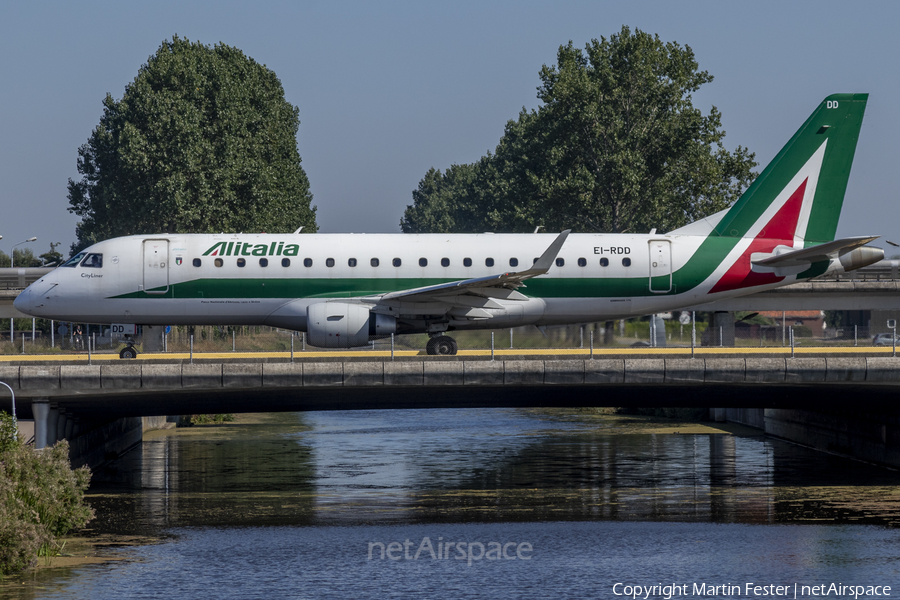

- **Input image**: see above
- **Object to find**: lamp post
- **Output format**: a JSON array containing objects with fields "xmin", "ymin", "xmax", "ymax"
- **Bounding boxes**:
[
  {"xmin": 10, "ymin": 237, "xmax": 36, "ymax": 345},
  {"xmin": 10, "ymin": 237, "xmax": 37, "ymax": 268},
  {"xmin": 0, "ymin": 381, "xmax": 16, "ymax": 430}
]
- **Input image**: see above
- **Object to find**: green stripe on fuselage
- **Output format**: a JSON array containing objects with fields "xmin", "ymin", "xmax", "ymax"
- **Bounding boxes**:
[{"xmin": 113, "ymin": 275, "xmax": 682, "ymax": 300}]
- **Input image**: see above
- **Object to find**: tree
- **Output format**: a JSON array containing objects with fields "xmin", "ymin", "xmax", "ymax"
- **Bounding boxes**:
[
  {"xmin": 38, "ymin": 242, "xmax": 64, "ymax": 267},
  {"xmin": 68, "ymin": 36, "xmax": 317, "ymax": 253},
  {"xmin": 401, "ymin": 26, "xmax": 757, "ymax": 234},
  {"xmin": 0, "ymin": 249, "xmax": 41, "ymax": 268}
]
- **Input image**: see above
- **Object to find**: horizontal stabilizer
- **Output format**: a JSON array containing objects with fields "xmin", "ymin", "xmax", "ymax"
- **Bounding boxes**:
[{"xmin": 751, "ymin": 236, "xmax": 879, "ymax": 268}]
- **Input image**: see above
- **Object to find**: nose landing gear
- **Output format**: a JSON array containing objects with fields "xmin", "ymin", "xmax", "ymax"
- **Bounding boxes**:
[{"xmin": 426, "ymin": 335, "xmax": 458, "ymax": 356}]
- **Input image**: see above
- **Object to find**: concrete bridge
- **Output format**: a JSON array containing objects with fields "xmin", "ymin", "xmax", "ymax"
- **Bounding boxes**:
[
  {"xmin": 2, "ymin": 356, "xmax": 899, "ymax": 471},
  {"xmin": 5, "ymin": 356, "xmax": 900, "ymax": 415}
]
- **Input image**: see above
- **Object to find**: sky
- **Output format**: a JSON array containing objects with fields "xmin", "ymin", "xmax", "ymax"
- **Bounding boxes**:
[{"xmin": 2, "ymin": 1, "xmax": 899, "ymax": 258}]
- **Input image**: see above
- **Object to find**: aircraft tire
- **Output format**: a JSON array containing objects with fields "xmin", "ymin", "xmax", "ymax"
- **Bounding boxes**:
[
  {"xmin": 119, "ymin": 346, "xmax": 138, "ymax": 359},
  {"xmin": 432, "ymin": 336, "xmax": 457, "ymax": 356}
]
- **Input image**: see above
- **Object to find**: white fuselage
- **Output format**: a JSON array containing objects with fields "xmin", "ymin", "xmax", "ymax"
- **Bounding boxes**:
[{"xmin": 14, "ymin": 231, "xmax": 847, "ymax": 333}]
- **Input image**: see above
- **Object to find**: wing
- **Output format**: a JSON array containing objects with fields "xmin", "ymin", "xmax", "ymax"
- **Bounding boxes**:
[
  {"xmin": 364, "ymin": 230, "xmax": 570, "ymax": 320},
  {"xmin": 375, "ymin": 230, "xmax": 569, "ymax": 302}
]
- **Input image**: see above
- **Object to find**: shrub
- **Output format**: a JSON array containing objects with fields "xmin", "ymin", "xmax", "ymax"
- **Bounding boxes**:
[
  {"xmin": 0, "ymin": 412, "xmax": 94, "ymax": 577},
  {"xmin": 189, "ymin": 413, "xmax": 236, "ymax": 425},
  {"xmin": 0, "ymin": 411, "xmax": 16, "ymax": 454},
  {"xmin": 792, "ymin": 325, "xmax": 813, "ymax": 338}
]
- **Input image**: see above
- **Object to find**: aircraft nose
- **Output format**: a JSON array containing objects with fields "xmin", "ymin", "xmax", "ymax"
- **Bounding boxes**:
[{"xmin": 13, "ymin": 286, "xmax": 35, "ymax": 315}]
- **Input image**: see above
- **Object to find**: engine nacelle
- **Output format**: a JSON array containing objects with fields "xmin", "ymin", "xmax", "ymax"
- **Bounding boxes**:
[
  {"xmin": 306, "ymin": 302, "xmax": 396, "ymax": 348},
  {"xmin": 839, "ymin": 246, "xmax": 884, "ymax": 272}
]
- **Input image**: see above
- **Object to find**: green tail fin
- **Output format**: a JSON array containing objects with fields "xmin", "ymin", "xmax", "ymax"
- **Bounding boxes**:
[{"xmin": 712, "ymin": 93, "xmax": 867, "ymax": 244}]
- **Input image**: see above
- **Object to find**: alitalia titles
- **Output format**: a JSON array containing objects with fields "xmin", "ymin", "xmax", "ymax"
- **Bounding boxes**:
[{"xmin": 203, "ymin": 241, "xmax": 300, "ymax": 257}]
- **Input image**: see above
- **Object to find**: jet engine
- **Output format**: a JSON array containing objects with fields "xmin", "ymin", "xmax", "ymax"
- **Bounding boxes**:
[
  {"xmin": 839, "ymin": 246, "xmax": 884, "ymax": 272},
  {"xmin": 306, "ymin": 302, "xmax": 396, "ymax": 348}
]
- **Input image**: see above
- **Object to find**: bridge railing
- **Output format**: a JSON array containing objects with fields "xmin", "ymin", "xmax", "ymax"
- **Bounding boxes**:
[{"xmin": 0, "ymin": 320, "xmax": 888, "ymax": 355}]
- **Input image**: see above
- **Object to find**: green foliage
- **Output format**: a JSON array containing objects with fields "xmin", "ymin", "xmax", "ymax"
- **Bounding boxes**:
[
  {"xmin": 190, "ymin": 413, "xmax": 236, "ymax": 425},
  {"xmin": 402, "ymin": 26, "xmax": 757, "ymax": 234},
  {"xmin": 68, "ymin": 36, "xmax": 317, "ymax": 253},
  {"xmin": 0, "ymin": 412, "xmax": 16, "ymax": 454},
  {"xmin": 0, "ymin": 248, "xmax": 42, "ymax": 268},
  {"xmin": 736, "ymin": 311, "xmax": 777, "ymax": 326},
  {"xmin": 0, "ymin": 420, "xmax": 94, "ymax": 577},
  {"xmin": 39, "ymin": 242, "xmax": 64, "ymax": 267},
  {"xmin": 792, "ymin": 325, "xmax": 813, "ymax": 338}
]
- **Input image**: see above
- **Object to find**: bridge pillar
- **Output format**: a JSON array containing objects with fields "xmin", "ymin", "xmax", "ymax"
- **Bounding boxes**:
[
  {"xmin": 32, "ymin": 399, "xmax": 50, "ymax": 449},
  {"xmin": 46, "ymin": 406, "xmax": 59, "ymax": 446},
  {"xmin": 56, "ymin": 412, "xmax": 68, "ymax": 442},
  {"xmin": 710, "ymin": 312, "xmax": 736, "ymax": 347}
]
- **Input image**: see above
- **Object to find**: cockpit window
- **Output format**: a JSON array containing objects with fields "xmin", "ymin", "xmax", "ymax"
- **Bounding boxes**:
[
  {"xmin": 82, "ymin": 253, "xmax": 103, "ymax": 268},
  {"xmin": 61, "ymin": 252, "xmax": 87, "ymax": 268}
]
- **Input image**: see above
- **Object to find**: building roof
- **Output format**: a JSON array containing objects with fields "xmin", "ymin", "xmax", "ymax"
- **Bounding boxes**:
[{"xmin": 758, "ymin": 310, "xmax": 824, "ymax": 319}]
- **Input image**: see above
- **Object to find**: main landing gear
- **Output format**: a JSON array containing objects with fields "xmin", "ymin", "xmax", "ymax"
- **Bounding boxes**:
[
  {"xmin": 119, "ymin": 336, "xmax": 138, "ymax": 359},
  {"xmin": 426, "ymin": 335, "xmax": 458, "ymax": 356}
]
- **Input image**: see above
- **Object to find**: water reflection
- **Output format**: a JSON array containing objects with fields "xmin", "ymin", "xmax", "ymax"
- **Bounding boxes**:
[
  {"xmin": 4, "ymin": 408, "xmax": 899, "ymax": 600},
  {"xmin": 88, "ymin": 414, "xmax": 316, "ymax": 531},
  {"xmin": 86, "ymin": 408, "xmax": 900, "ymax": 531}
]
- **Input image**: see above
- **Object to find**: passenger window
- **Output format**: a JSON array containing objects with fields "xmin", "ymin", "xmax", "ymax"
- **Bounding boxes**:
[
  {"xmin": 578, "ymin": 258, "xmax": 587, "ymax": 267},
  {"xmin": 326, "ymin": 258, "xmax": 335, "ymax": 268},
  {"xmin": 303, "ymin": 258, "xmax": 312, "ymax": 267},
  {"xmin": 509, "ymin": 258, "xmax": 518, "ymax": 267},
  {"xmin": 82, "ymin": 253, "xmax": 103, "ymax": 268},
  {"xmin": 600, "ymin": 258, "xmax": 609, "ymax": 267},
  {"xmin": 393, "ymin": 258, "xmax": 402, "ymax": 267},
  {"xmin": 214, "ymin": 258, "xmax": 224, "ymax": 268},
  {"xmin": 259, "ymin": 258, "xmax": 268, "ymax": 267},
  {"xmin": 193, "ymin": 258, "xmax": 202, "ymax": 267},
  {"xmin": 556, "ymin": 258, "xmax": 565, "ymax": 267},
  {"xmin": 62, "ymin": 252, "xmax": 87, "ymax": 268},
  {"xmin": 419, "ymin": 258, "xmax": 427, "ymax": 267},
  {"xmin": 622, "ymin": 258, "xmax": 631, "ymax": 267},
  {"xmin": 485, "ymin": 258, "xmax": 494, "ymax": 267},
  {"xmin": 237, "ymin": 258, "xmax": 246, "ymax": 268},
  {"xmin": 284, "ymin": 258, "xmax": 293, "ymax": 267},
  {"xmin": 463, "ymin": 258, "xmax": 472, "ymax": 267},
  {"xmin": 441, "ymin": 258, "xmax": 450, "ymax": 267},
  {"xmin": 370, "ymin": 258, "xmax": 380, "ymax": 267},
  {"xmin": 348, "ymin": 258, "xmax": 357, "ymax": 267}
]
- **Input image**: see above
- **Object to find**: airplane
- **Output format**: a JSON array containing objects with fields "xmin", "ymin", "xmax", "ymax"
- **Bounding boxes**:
[{"xmin": 15, "ymin": 94, "xmax": 882, "ymax": 358}]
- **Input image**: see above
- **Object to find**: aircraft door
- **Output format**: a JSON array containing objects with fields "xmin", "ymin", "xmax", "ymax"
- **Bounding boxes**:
[
  {"xmin": 648, "ymin": 240, "xmax": 672, "ymax": 293},
  {"xmin": 143, "ymin": 240, "xmax": 169, "ymax": 294}
]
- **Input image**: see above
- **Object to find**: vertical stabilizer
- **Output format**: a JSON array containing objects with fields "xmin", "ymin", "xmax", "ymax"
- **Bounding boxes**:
[{"xmin": 712, "ymin": 94, "xmax": 867, "ymax": 245}]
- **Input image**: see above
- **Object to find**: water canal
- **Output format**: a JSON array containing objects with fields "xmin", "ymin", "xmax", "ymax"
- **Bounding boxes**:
[{"xmin": 2, "ymin": 408, "xmax": 899, "ymax": 599}]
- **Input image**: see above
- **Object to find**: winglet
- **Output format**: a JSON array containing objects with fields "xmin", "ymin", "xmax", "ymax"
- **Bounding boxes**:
[{"xmin": 513, "ymin": 230, "xmax": 570, "ymax": 278}]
